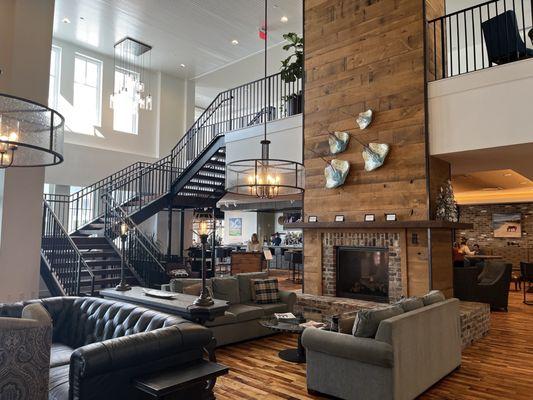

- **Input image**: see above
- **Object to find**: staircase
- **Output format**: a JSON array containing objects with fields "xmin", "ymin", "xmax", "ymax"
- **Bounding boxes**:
[{"xmin": 40, "ymin": 71, "xmax": 301, "ymax": 296}]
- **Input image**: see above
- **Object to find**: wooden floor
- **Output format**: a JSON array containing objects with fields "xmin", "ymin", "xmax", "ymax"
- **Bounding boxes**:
[{"xmin": 214, "ymin": 288, "xmax": 533, "ymax": 400}]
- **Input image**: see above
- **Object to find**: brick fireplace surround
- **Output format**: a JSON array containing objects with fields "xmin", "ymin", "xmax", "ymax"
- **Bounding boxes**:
[{"xmin": 322, "ymin": 231, "xmax": 403, "ymax": 302}]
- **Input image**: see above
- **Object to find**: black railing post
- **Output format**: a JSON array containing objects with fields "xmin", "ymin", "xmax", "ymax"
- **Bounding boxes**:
[
  {"xmin": 75, "ymin": 254, "xmax": 81, "ymax": 295},
  {"xmin": 440, "ymin": 18, "xmax": 446, "ymax": 79}
]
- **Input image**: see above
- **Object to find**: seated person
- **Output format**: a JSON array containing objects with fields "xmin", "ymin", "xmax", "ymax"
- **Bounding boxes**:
[
  {"xmin": 452, "ymin": 242, "xmax": 465, "ymax": 268},
  {"xmin": 247, "ymin": 233, "xmax": 262, "ymax": 252},
  {"xmin": 459, "ymin": 238, "xmax": 475, "ymax": 256},
  {"xmin": 272, "ymin": 233, "xmax": 282, "ymax": 246},
  {"xmin": 473, "ymin": 243, "xmax": 484, "ymax": 255}
]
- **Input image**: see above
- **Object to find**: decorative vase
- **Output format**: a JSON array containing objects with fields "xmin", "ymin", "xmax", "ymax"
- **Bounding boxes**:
[
  {"xmin": 362, "ymin": 143, "xmax": 389, "ymax": 171},
  {"xmin": 328, "ymin": 131, "xmax": 350, "ymax": 154},
  {"xmin": 356, "ymin": 109, "xmax": 373, "ymax": 130},
  {"xmin": 325, "ymin": 159, "xmax": 350, "ymax": 189}
]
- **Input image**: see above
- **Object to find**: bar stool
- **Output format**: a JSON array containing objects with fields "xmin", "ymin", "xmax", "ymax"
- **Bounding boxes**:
[
  {"xmin": 520, "ymin": 262, "xmax": 533, "ymax": 305},
  {"xmin": 292, "ymin": 252, "xmax": 303, "ymax": 284}
]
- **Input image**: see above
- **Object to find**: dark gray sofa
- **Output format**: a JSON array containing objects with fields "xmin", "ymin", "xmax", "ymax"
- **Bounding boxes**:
[{"xmin": 162, "ymin": 272, "xmax": 297, "ymax": 346}]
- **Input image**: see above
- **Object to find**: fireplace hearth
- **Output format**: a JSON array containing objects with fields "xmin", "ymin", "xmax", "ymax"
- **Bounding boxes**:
[{"xmin": 336, "ymin": 246, "xmax": 389, "ymax": 302}]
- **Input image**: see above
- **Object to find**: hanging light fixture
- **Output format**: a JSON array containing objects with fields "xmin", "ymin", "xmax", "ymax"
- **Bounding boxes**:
[
  {"xmin": 110, "ymin": 37, "xmax": 153, "ymax": 112},
  {"xmin": 0, "ymin": 94, "xmax": 64, "ymax": 169},
  {"xmin": 225, "ymin": 0, "xmax": 304, "ymax": 199}
]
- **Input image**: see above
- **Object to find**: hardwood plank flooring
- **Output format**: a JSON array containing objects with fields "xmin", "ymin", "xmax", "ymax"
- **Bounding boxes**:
[{"xmin": 214, "ymin": 289, "xmax": 533, "ymax": 399}]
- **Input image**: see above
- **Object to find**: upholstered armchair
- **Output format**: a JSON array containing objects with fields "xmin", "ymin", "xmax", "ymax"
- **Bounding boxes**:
[
  {"xmin": 454, "ymin": 262, "xmax": 512, "ymax": 311},
  {"xmin": 0, "ymin": 303, "xmax": 52, "ymax": 400}
]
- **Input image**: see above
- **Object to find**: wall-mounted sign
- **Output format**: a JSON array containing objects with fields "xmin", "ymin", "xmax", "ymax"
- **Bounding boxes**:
[
  {"xmin": 335, "ymin": 215, "xmax": 345, "ymax": 222},
  {"xmin": 308, "ymin": 216, "xmax": 318, "ymax": 223},
  {"xmin": 364, "ymin": 214, "xmax": 375, "ymax": 222},
  {"xmin": 385, "ymin": 213, "xmax": 397, "ymax": 221},
  {"xmin": 228, "ymin": 217, "xmax": 242, "ymax": 237}
]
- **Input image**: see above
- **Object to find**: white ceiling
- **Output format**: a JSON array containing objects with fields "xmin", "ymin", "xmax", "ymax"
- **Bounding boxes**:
[{"xmin": 53, "ymin": 0, "xmax": 303, "ymax": 80}]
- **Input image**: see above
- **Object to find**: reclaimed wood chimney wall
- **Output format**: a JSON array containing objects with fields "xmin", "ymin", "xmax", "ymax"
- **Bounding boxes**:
[{"xmin": 304, "ymin": 0, "xmax": 446, "ymax": 222}]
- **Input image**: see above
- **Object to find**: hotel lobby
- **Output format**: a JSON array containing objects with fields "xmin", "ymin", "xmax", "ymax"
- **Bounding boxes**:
[{"xmin": 0, "ymin": 0, "xmax": 532, "ymax": 399}]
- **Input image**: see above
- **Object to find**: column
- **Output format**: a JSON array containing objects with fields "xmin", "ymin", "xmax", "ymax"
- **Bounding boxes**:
[{"xmin": 0, "ymin": 0, "xmax": 55, "ymax": 302}]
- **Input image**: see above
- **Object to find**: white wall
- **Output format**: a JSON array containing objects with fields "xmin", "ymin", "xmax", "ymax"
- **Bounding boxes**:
[
  {"xmin": 429, "ymin": 58, "xmax": 533, "ymax": 156},
  {"xmin": 225, "ymin": 114, "xmax": 302, "ymax": 163},
  {"xmin": 53, "ymin": 38, "xmax": 160, "ymax": 158},
  {"xmin": 0, "ymin": 0, "xmax": 54, "ymax": 302},
  {"xmin": 47, "ymin": 39, "xmax": 195, "ymax": 188},
  {"xmin": 45, "ymin": 142, "xmax": 156, "ymax": 187},
  {"xmin": 223, "ymin": 211, "xmax": 257, "ymax": 245},
  {"xmin": 195, "ymin": 42, "xmax": 290, "ymax": 109}
]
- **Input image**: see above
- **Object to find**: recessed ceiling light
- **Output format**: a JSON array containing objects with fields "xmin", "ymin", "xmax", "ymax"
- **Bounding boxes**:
[
  {"xmin": 280, "ymin": 16, "xmax": 288, "ymax": 23},
  {"xmin": 231, "ymin": 39, "xmax": 239, "ymax": 45},
  {"xmin": 520, "ymin": 181, "xmax": 528, "ymax": 185},
  {"xmin": 503, "ymin": 173, "xmax": 512, "ymax": 177},
  {"xmin": 62, "ymin": 17, "xmax": 71, "ymax": 24},
  {"xmin": 179, "ymin": 63, "xmax": 186, "ymax": 68}
]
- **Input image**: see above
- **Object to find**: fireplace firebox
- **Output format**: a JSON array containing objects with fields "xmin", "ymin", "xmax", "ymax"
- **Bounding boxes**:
[{"xmin": 336, "ymin": 246, "xmax": 389, "ymax": 302}]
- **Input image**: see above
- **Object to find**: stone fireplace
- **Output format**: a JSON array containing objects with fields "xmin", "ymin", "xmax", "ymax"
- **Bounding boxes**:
[
  {"xmin": 322, "ymin": 231, "xmax": 403, "ymax": 303},
  {"xmin": 336, "ymin": 246, "xmax": 389, "ymax": 302}
]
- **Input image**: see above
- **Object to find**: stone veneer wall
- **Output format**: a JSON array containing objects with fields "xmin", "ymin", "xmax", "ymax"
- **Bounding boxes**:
[
  {"xmin": 457, "ymin": 203, "xmax": 533, "ymax": 267},
  {"xmin": 322, "ymin": 232, "xmax": 403, "ymax": 302}
]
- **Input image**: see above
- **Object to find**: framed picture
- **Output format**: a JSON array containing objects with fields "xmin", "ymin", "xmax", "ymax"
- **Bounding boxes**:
[
  {"xmin": 385, "ymin": 213, "xmax": 397, "ymax": 221},
  {"xmin": 364, "ymin": 214, "xmax": 375, "ymax": 222},
  {"xmin": 493, "ymin": 213, "xmax": 521, "ymax": 238},
  {"xmin": 308, "ymin": 216, "xmax": 318, "ymax": 223},
  {"xmin": 335, "ymin": 215, "xmax": 345, "ymax": 222},
  {"xmin": 228, "ymin": 217, "xmax": 242, "ymax": 237}
]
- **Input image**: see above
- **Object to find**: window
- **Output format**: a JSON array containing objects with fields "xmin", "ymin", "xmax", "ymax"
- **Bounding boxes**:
[
  {"xmin": 73, "ymin": 53, "xmax": 102, "ymax": 127},
  {"xmin": 49, "ymin": 46, "xmax": 61, "ymax": 108},
  {"xmin": 113, "ymin": 67, "xmax": 139, "ymax": 134}
]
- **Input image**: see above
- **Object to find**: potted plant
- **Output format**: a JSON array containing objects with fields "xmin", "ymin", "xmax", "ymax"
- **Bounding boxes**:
[{"xmin": 280, "ymin": 32, "xmax": 303, "ymax": 116}]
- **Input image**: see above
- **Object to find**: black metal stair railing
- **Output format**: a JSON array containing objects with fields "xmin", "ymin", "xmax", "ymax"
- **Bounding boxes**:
[
  {"xmin": 102, "ymin": 194, "xmax": 167, "ymax": 288},
  {"xmin": 44, "ymin": 162, "xmax": 150, "ymax": 232},
  {"xmin": 427, "ymin": 0, "xmax": 533, "ymax": 81},
  {"xmin": 41, "ymin": 200, "xmax": 95, "ymax": 295}
]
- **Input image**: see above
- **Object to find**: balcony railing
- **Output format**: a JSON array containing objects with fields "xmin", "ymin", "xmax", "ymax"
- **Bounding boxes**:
[{"xmin": 427, "ymin": 0, "xmax": 533, "ymax": 81}]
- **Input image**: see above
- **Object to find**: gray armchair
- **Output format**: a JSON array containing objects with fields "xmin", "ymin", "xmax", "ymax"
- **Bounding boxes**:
[{"xmin": 0, "ymin": 303, "xmax": 52, "ymax": 400}]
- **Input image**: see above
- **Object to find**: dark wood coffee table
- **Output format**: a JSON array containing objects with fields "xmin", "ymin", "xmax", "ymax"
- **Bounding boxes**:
[
  {"xmin": 260, "ymin": 318, "xmax": 328, "ymax": 363},
  {"xmin": 134, "ymin": 359, "xmax": 229, "ymax": 400}
]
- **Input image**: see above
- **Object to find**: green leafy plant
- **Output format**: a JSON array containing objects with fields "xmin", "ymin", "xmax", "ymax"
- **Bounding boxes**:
[{"xmin": 280, "ymin": 32, "xmax": 303, "ymax": 83}]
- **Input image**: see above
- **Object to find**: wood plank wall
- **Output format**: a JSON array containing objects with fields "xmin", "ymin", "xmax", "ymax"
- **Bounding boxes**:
[
  {"xmin": 302, "ymin": 0, "xmax": 453, "ymax": 296},
  {"xmin": 304, "ymin": 0, "xmax": 429, "ymax": 223}
]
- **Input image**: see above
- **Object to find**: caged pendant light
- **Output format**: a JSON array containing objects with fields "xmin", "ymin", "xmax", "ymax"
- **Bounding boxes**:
[{"xmin": 225, "ymin": 0, "xmax": 304, "ymax": 199}]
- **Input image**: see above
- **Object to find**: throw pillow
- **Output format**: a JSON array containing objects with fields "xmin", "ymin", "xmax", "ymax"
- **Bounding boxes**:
[
  {"xmin": 352, "ymin": 305, "xmax": 404, "ymax": 338},
  {"xmin": 212, "ymin": 277, "xmax": 240, "ymax": 304},
  {"xmin": 422, "ymin": 290, "xmax": 446, "ymax": 306},
  {"xmin": 394, "ymin": 296, "xmax": 424, "ymax": 312},
  {"xmin": 252, "ymin": 278, "xmax": 281, "ymax": 304},
  {"xmin": 237, "ymin": 272, "xmax": 268, "ymax": 303}
]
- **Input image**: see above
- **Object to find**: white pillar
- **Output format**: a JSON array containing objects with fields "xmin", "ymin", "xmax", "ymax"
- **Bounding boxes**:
[{"xmin": 0, "ymin": 0, "xmax": 55, "ymax": 302}]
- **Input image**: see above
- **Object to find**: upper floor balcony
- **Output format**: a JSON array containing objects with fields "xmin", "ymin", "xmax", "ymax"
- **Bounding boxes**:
[{"xmin": 427, "ymin": 0, "xmax": 533, "ymax": 163}]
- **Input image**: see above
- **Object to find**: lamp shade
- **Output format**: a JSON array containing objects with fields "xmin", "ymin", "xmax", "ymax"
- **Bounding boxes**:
[
  {"xmin": 0, "ymin": 94, "xmax": 64, "ymax": 168},
  {"xmin": 225, "ymin": 158, "xmax": 304, "ymax": 199},
  {"xmin": 193, "ymin": 210, "xmax": 215, "ymax": 236}
]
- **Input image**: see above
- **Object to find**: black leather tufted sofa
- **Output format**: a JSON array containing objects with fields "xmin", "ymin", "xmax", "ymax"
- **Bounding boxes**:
[{"xmin": 0, "ymin": 296, "xmax": 213, "ymax": 400}]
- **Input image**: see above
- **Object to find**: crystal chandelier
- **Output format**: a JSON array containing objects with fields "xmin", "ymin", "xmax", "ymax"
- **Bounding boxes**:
[
  {"xmin": 109, "ymin": 37, "xmax": 153, "ymax": 111},
  {"xmin": 225, "ymin": 0, "xmax": 304, "ymax": 199}
]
